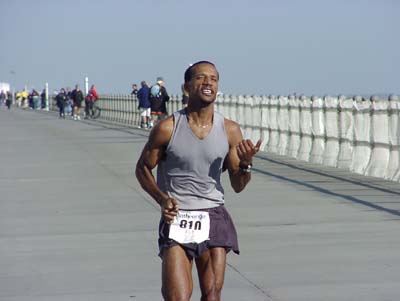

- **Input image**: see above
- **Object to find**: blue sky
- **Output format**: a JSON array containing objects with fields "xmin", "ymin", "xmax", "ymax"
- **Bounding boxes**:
[{"xmin": 0, "ymin": 0, "xmax": 398, "ymax": 96}]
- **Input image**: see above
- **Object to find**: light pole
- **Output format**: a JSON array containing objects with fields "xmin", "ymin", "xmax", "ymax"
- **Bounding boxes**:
[
  {"xmin": 85, "ymin": 77, "xmax": 89, "ymax": 95},
  {"xmin": 45, "ymin": 82, "xmax": 49, "ymax": 111},
  {"xmin": 10, "ymin": 70, "xmax": 16, "ymax": 103}
]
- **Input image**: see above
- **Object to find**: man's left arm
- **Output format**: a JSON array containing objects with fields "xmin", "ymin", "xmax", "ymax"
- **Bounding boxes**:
[{"xmin": 224, "ymin": 119, "xmax": 261, "ymax": 193}]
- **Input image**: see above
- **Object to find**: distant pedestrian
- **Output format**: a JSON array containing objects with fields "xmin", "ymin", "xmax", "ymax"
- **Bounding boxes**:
[
  {"xmin": 137, "ymin": 81, "xmax": 151, "ymax": 128},
  {"xmin": 84, "ymin": 84, "xmax": 99, "ymax": 118},
  {"xmin": 0, "ymin": 91, "xmax": 5, "ymax": 106},
  {"xmin": 131, "ymin": 84, "xmax": 138, "ymax": 96},
  {"xmin": 31, "ymin": 89, "xmax": 40, "ymax": 110},
  {"xmin": 21, "ymin": 89, "xmax": 28, "ymax": 108},
  {"xmin": 40, "ymin": 89, "xmax": 47, "ymax": 109},
  {"xmin": 71, "ymin": 84, "xmax": 84, "ymax": 120},
  {"xmin": 56, "ymin": 88, "xmax": 68, "ymax": 118},
  {"xmin": 150, "ymin": 77, "xmax": 170, "ymax": 125},
  {"xmin": 5, "ymin": 91, "xmax": 12, "ymax": 110},
  {"xmin": 66, "ymin": 87, "xmax": 73, "ymax": 116}
]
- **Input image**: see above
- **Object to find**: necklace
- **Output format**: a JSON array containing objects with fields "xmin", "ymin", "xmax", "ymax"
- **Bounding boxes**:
[
  {"xmin": 188, "ymin": 117, "xmax": 212, "ymax": 129},
  {"xmin": 196, "ymin": 123, "xmax": 211, "ymax": 129}
]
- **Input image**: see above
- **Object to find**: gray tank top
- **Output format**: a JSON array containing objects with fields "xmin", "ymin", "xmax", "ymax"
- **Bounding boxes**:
[{"xmin": 157, "ymin": 109, "xmax": 229, "ymax": 210}]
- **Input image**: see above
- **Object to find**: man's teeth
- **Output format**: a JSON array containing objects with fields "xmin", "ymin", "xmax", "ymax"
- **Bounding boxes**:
[{"xmin": 202, "ymin": 89, "xmax": 212, "ymax": 95}]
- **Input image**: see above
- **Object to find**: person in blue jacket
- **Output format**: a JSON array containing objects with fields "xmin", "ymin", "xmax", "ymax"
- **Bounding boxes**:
[{"xmin": 137, "ymin": 81, "xmax": 151, "ymax": 128}]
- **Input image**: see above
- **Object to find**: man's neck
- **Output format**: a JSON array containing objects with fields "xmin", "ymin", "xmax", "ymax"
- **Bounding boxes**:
[{"xmin": 186, "ymin": 103, "xmax": 214, "ymax": 124}]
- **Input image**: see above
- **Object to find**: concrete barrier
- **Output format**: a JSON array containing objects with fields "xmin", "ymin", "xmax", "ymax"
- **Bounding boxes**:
[{"xmin": 50, "ymin": 93, "xmax": 400, "ymax": 182}]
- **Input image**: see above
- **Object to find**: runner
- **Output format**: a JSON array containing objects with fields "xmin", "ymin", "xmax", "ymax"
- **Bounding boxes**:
[{"xmin": 135, "ymin": 61, "xmax": 261, "ymax": 301}]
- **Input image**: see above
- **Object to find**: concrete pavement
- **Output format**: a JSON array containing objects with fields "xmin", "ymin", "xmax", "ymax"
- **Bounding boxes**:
[{"xmin": 1, "ymin": 107, "xmax": 400, "ymax": 300}]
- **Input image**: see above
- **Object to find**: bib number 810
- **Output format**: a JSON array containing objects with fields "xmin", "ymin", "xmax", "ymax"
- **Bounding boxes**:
[
  {"xmin": 180, "ymin": 219, "xmax": 202, "ymax": 230},
  {"xmin": 169, "ymin": 211, "xmax": 210, "ymax": 244}
]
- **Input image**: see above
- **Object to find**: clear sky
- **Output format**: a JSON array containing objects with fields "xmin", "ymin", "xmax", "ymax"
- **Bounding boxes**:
[{"xmin": 0, "ymin": 0, "xmax": 398, "ymax": 96}]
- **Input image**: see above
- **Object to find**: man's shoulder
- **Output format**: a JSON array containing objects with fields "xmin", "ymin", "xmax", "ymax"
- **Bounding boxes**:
[
  {"xmin": 150, "ymin": 115, "xmax": 174, "ymax": 142},
  {"xmin": 223, "ymin": 117, "xmax": 241, "ymax": 141},
  {"xmin": 222, "ymin": 116, "xmax": 238, "ymax": 128}
]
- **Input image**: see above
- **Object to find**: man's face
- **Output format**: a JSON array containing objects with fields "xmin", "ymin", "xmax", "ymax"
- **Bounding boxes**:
[{"xmin": 185, "ymin": 63, "xmax": 219, "ymax": 104}]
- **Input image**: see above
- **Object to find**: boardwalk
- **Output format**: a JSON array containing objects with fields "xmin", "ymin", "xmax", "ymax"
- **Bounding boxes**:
[{"xmin": 1, "ymin": 107, "xmax": 400, "ymax": 301}]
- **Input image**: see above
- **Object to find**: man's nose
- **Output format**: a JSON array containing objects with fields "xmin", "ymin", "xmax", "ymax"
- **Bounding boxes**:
[{"xmin": 203, "ymin": 76, "xmax": 211, "ymax": 84}]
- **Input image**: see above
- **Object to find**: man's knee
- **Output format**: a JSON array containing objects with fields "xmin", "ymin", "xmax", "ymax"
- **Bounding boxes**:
[
  {"xmin": 162, "ymin": 286, "xmax": 192, "ymax": 301},
  {"xmin": 201, "ymin": 286, "xmax": 222, "ymax": 301}
]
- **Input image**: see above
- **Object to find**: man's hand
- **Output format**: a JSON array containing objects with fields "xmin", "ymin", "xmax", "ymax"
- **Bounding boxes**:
[
  {"xmin": 236, "ymin": 139, "xmax": 262, "ymax": 166},
  {"xmin": 161, "ymin": 197, "xmax": 179, "ymax": 224}
]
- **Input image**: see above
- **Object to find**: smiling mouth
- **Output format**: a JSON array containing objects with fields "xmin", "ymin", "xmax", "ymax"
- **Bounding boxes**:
[{"xmin": 201, "ymin": 88, "xmax": 213, "ymax": 96}]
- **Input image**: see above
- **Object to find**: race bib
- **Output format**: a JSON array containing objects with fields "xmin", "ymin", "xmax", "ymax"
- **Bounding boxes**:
[{"xmin": 169, "ymin": 211, "xmax": 210, "ymax": 244}]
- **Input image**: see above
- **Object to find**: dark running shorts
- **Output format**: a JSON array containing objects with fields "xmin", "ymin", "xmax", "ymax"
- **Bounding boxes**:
[{"xmin": 158, "ymin": 205, "xmax": 240, "ymax": 259}]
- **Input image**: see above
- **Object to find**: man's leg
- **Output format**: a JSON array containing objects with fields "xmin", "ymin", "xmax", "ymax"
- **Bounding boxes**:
[
  {"xmin": 195, "ymin": 247, "xmax": 227, "ymax": 301},
  {"xmin": 84, "ymin": 101, "xmax": 90, "ymax": 118},
  {"xmin": 146, "ymin": 109, "xmax": 151, "ymax": 128},
  {"xmin": 89, "ymin": 101, "xmax": 94, "ymax": 117},
  {"xmin": 162, "ymin": 245, "xmax": 193, "ymax": 301}
]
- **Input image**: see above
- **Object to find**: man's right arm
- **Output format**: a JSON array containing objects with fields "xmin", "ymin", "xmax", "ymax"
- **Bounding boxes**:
[
  {"xmin": 135, "ymin": 117, "xmax": 179, "ymax": 222},
  {"xmin": 135, "ymin": 118, "xmax": 172, "ymax": 204}
]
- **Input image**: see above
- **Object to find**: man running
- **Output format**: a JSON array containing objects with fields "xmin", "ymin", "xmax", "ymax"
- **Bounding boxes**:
[{"xmin": 135, "ymin": 61, "xmax": 261, "ymax": 301}]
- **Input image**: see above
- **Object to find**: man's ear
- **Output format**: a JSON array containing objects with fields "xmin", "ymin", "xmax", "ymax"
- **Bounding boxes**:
[{"xmin": 183, "ymin": 82, "xmax": 190, "ymax": 95}]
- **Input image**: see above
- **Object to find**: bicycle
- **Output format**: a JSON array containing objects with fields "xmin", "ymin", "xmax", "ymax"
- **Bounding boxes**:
[
  {"xmin": 85, "ymin": 101, "xmax": 101, "ymax": 119},
  {"xmin": 91, "ymin": 102, "xmax": 101, "ymax": 119}
]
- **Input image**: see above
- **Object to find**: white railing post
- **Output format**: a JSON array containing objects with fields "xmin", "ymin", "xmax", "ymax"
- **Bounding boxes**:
[
  {"xmin": 337, "ymin": 95, "xmax": 354, "ymax": 169},
  {"xmin": 267, "ymin": 95, "xmax": 279, "ymax": 153},
  {"xmin": 310, "ymin": 95, "xmax": 325, "ymax": 164},
  {"xmin": 323, "ymin": 95, "xmax": 339, "ymax": 167},
  {"xmin": 387, "ymin": 95, "xmax": 400, "ymax": 181},
  {"xmin": 260, "ymin": 95, "xmax": 270, "ymax": 151},
  {"xmin": 365, "ymin": 95, "xmax": 390, "ymax": 178},
  {"xmin": 350, "ymin": 97, "xmax": 372, "ymax": 174},
  {"xmin": 251, "ymin": 95, "xmax": 262, "ymax": 144},
  {"xmin": 277, "ymin": 95, "xmax": 289, "ymax": 155},
  {"xmin": 298, "ymin": 95, "xmax": 313, "ymax": 162},
  {"xmin": 287, "ymin": 95, "xmax": 301, "ymax": 158}
]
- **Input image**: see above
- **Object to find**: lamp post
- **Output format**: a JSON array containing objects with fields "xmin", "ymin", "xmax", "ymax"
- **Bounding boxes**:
[
  {"xmin": 85, "ymin": 77, "xmax": 89, "ymax": 95},
  {"xmin": 45, "ymin": 82, "xmax": 49, "ymax": 111},
  {"xmin": 9, "ymin": 70, "xmax": 16, "ymax": 104}
]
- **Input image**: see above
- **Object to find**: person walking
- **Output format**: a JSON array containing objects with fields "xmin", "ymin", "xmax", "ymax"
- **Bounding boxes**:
[
  {"xmin": 40, "ymin": 89, "xmax": 47, "ymax": 109},
  {"xmin": 31, "ymin": 89, "xmax": 40, "ymax": 110},
  {"xmin": 137, "ymin": 81, "xmax": 151, "ymax": 128},
  {"xmin": 71, "ymin": 84, "xmax": 84, "ymax": 120},
  {"xmin": 149, "ymin": 77, "xmax": 170, "ymax": 126},
  {"xmin": 66, "ymin": 87, "xmax": 73, "ymax": 117},
  {"xmin": 135, "ymin": 61, "xmax": 261, "ymax": 301},
  {"xmin": 131, "ymin": 84, "xmax": 138, "ymax": 96},
  {"xmin": 56, "ymin": 88, "xmax": 68, "ymax": 118},
  {"xmin": 84, "ymin": 84, "xmax": 99, "ymax": 118},
  {"xmin": 5, "ymin": 91, "xmax": 12, "ymax": 110}
]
